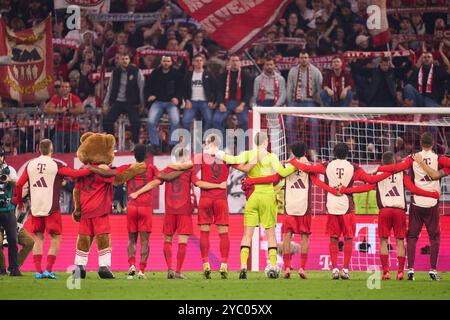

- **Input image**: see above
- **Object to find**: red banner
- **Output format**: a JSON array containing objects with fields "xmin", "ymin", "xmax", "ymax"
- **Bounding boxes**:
[
  {"xmin": 0, "ymin": 16, "xmax": 54, "ymax": 102},
  {"xmin": 178, "ymin": 0, "xmax": 292, "ymax": 53}
]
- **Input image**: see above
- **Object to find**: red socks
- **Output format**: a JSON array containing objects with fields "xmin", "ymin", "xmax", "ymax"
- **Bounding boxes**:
[
  {"xmin": 128, "ymin": 256, "xmax": 136, "ymax": 267},
  {"xmin": 163, "ymin": 241, "xmax": 172, "ymax": 270},
  {"xmin": 33, "ymin": 254, "xmax": 43, "ymax": 273},
  {"xmin": 139, "ymin": 262, "xmax": 147, "ymax": 273},
  {"xmin": 301, "ymin": 253, "xmax": 308, "ymax": 269},
  {"xmin": 46, "ymin": 255, "xmax": 56, "ymax": 272},
  {"xmin": 380, "ymin": 254, "xmax": 389, "ymax": 273},
  {"xmin": 283, "ymin": 253, "xmax": 291, "ymax": 269},
  {"xmin": 329, "ymin": 241, "xmax": 338, "ymax": 269},
  {"xmin": 397, "ymin": 256, "xmax": 406, "ymax": 272},
  {"xmin": 176, "ymin": 243, "xmax": 187, "ymax": 273},
  {"xmin": 219, "ymin": 232, "xmax": 230, "ymax": 263},
  {"xmin": 343, "ymin": 239, "xmax": 353, "ymax": 269},
  {"xmin": 200, "ymin": 231, "xmax": 210, "ymax": 263}
]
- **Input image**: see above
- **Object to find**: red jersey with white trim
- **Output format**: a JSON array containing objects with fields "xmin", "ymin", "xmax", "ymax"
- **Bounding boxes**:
[
  {"xmin": 125, "ymin": 162, "xmax": 160, "ymax": 207},
  {"xmin": 75, "ymin": 166, "xmax": 115, "ymax": 219},
  {"xmin": 163, "ymin": 167, "xmax": 198, "ymax": 215}
]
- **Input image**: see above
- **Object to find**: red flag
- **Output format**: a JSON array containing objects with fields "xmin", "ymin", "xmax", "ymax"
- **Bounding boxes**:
[
  {"xmin": 370, "ymin": 0, "xmax": 391, "ymax": 47},
  {"xmin": 178, "ymin": 0, "xmax": 291, "ymax": 53},
  {"xmin": 0, "ymin": 16, "xmax": 54, "ymax": 103}
]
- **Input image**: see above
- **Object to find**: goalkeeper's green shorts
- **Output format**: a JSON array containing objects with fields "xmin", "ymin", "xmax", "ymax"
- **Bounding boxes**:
[{"xmin": 244, "ymin": 192, "xmax": 278, "ymax": 229}]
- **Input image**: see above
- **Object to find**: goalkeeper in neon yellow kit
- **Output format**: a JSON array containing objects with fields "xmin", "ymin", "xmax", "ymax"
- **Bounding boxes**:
[{"xmin": 216, "ymin": 132, "xmax": 296, "ymax": 279}]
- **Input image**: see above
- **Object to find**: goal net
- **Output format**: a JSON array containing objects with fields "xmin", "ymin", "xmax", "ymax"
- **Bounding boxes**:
[{"xmin": 251, "ymin": 107, "xmax": 450, "ymax": 271}]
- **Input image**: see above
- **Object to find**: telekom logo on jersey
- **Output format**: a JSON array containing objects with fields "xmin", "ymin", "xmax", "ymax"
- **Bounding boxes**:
[
  {"xmin": 336, "ymin": 168, "xmax": 345, "ymax": 179},
  {"xmin": 37, "ymin": 163, "xmax": 46, "ymax": 174}
]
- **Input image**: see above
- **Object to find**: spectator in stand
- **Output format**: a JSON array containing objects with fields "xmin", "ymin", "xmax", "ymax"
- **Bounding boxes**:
[
  {"xmin": 103, "ymin": 52, "xmax": 145, "ymax": 146},
  {"xmin": 186, "ymin": 30, "xmax": 209, "ymax": 60},
  {"xmin": 253, "ymin": 57, "xmax": 286, "ymax": 107},
  {"xmin": 205, "ymin": 45, "xmax": 226, "ymax": 80},
  {"xmin": 65, "ymin": 15, "xmax": 97, "ymax": 43},
  {"xmin": 282, "ymin": 0, "xmax": 312, "ymax": 31},
  {"xmin": 124, "ymin": 21, "xmax": 143, "ymax": 49},
  {"xmin": 355, "ymin": 34, "xmax": 370, "ymax": 51},
  {"xmin": 23, "ymin": 0, "xmax": 47, "ymax": 27},
  {"xmin": 321, "ymin": 0, "xmax": 337, "ymax": 24},
  {"xmin": 286, "ymin": 50, "xmax": 323, "ymax": 154},
  {"xmin": 44, "ymin": 82, "xmax": 85, "ymax": 153},
  {"xmin": 351, "ymin": 57, "xmax": 411, "ymax": 107},
  {"xmin": 320, "ymin": 56, "xmax": 353, "ymax": 107},
  {"xmin": 213, "ymin": 54, "xmax": 252, "ymax": 136},
  {"xmin": 145, "ymin": 55, "xmax": 183, "ymax": 154},
  {"xmin": 404, "ymin": 52, "xmax": 450, "ymax": 107},
  {"xmin": 284, "ymin": 13, "xmax": 301, "ymax": 37},
  {"xmin": 336, "ymin": 2, "xmax": 357, "ymax": 45},
  {"xmin": 182, "ymin": 53, "xmax": 215, "ymax": 133},
  {"xmin": 53, "ymin": 51, "xmax": 68, "ymax": 81},
  {"xmin": 105, "ymin": 31, "xmax": 135, "ymax": 68}
]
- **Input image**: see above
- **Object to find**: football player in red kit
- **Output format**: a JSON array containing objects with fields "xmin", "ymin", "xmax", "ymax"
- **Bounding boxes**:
[
  {"xmin": 122, "ymin": 144, "xmax": 161, "ymax": 279},
  {"xmin": 192, "ymin": 134, "xmax": 256, "ymax": 279},
  {"xmin": 158, "ymin": 148, "xmax": 223, "ymax": 279},
  {"xmin": 341, "ymin": 151, "xmax": 439, "ymax": 281}
]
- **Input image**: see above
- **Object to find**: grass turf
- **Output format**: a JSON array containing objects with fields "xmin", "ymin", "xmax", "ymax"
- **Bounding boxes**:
[{"xmin": 0, "ymin": 271, "xmax": 449, "ymax": 300}]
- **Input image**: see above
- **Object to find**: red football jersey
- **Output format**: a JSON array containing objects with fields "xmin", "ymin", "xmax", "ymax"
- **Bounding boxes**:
[
  {"xmin": 195, "ymin": 152, "xmax": 229, "ymax": 199},
  {"xmin": 75, "ymin": 166, "xmax": 115, "ymax": 219},
  {"xmin": 163, "ymin": 167, "xmax": 197, "ymax": 215},
  {"xmin": 126, "ymin": 161, "xmax": 160, "ymax": 207}
]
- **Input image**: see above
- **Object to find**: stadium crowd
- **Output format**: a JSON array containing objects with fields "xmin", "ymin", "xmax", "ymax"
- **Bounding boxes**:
[{"xmin": 0, "ymin": 0, "xmax": 449, "ymax": 157}]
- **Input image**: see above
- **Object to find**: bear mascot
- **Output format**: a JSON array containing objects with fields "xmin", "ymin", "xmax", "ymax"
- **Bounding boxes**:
[{"xmin": 71, "ymin": 132, "xmax": 145, "ymax": 279}]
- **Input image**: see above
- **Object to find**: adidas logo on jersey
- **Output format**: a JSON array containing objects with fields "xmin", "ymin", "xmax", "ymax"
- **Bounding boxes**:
[
  {"xmin": 33, "ymin": 177, "xmax": 48, "ymax": 188},
  {"xmin": 385, "ymin": 186, "xmax": 401, "ymax": 197},
  {"xmin": 420, "ymin": 175, "xmax": 434, "ymax": 182},
  {"xmin": 291, "ymin": 179, "xmax": 306, "ymax": 189}
]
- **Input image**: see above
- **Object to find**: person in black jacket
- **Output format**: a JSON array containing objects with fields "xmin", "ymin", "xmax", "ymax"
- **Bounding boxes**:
[
  {"xmin": 182, "ymin": 54, "xmax": 215, "ymax": 133},
  {"xmin": 103, "ymin": 52, "xmax": 144, "ymax": 144},
  {"xmin": 350, "ymin": 57, "xmax": 411, "ymax": 107},
  {"xmin": 213, "ymin": 54, "xmax": 253, "ymax": 135},
  {"xmin": 404, "ymin": 52, "xmax": 450, "ymax": 107},
  {"xmin": 145, "ymin": 56, "xmax": 183, "ymax": 152}
]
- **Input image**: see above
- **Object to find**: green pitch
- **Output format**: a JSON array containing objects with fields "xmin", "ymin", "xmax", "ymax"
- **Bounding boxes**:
[{"xmin": 1, "ymin": 271, "xmax": 449, "ymax": 300}]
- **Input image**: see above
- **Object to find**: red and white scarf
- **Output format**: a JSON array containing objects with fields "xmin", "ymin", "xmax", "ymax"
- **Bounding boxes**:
[
  {"xmin": 225, "ymin": 68, "xmax": 241, "ymax": 102},
  {"xmin": 418, "ymin": 64, "xmax": 433, "ymax": 94},
  {"xmin": 57, "ymin": 94, "xmax": 75, "ymax": 127},
  {"xmin": 294, "ymin": 65, "xmax": 313, "ymax": 101},
  {"xmin": 259, "ymin": 74, "xmax": 279, "ymax": 103},
  {"xmin": 57, "ymin": 94, "xmax": 74, "ymax": 111},
  {"xmin": 331, "ymin": 71, "xmax": 345, "ymax": 102}
]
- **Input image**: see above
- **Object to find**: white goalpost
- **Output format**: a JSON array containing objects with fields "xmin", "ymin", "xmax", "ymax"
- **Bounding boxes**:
[{"xmin": 250, "ymin": 106, "xmax": 450, "ymax": 272}]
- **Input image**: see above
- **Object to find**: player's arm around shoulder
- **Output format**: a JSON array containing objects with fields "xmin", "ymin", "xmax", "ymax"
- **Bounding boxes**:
[
  {"xmin": 414, "ymin": 153, "xmax": 443, "ymax": 180},
  {"xmin": 216, "ymin": 149, "xmax": 250, "ymax": 165},
  {"xmin": 158, "ymin": 167, "xmax": 185, "ymax": 182}
]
